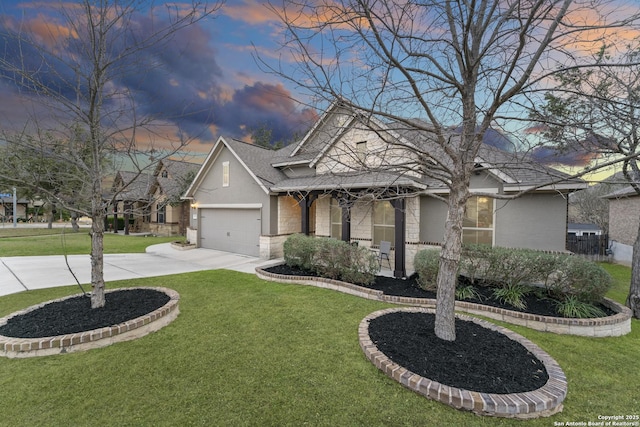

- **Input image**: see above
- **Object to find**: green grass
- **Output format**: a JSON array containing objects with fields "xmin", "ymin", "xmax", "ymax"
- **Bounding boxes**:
[
  {"xmin": 0, "ymin": 232, "xmax": 178, "ymax": 256},
  {"xmin": 0, "ymin": 267, "xmax": 637, "ymax": 426}
]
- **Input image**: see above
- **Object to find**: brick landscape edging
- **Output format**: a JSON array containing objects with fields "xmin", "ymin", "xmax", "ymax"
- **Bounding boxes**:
[
  {"xmin": 359, "ymin": 307, "xmax": 567, "ymax": 418},
  {"xmin": 255, "ymin": 266, "xmax": 632, "ymax": 337},
  {"xmin": 0, "ymin": 287, "xmax": 180, "ymax": 358}
]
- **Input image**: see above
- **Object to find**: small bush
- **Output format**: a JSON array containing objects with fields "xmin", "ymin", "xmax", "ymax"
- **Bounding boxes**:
[
  {"xmin": 492, "ymin": 283, "xmax": 530, "ymax": 310},
  {"xmin": 555, "ymin": 295, "xmax": 606, "ymax": 318},
  {"xmin": 455, "ymin": 284, "xmax": 482, "ymax": 301},
  {"xmin": 283, "ymin": 234, "xmax": 317, "ymax": 271},
  {"xmin": 551, "ymin": 256, "xmax": 612, "ymax": 303},
  {"xmin": 413, "ymin": 249, "xmax": 441, "ymax": 291},
  {"xmin": 283, "ymin": 235, "xmax": 377, "ymax": 286}
]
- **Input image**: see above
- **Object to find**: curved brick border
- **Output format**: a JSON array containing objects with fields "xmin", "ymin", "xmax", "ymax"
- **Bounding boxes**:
[
  {"xmin": 256, "ymin": 266, "xmax": 632, "ymax": 337},
  {"xmin": 0, "ymin": 287, "xmax": 180, "ymax": 358},
  {"xmin": 360, "ymin": 307, "xmax": 567, "ymax": 418}
]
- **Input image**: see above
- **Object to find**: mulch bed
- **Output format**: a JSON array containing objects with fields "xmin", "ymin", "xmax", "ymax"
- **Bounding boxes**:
[
  {"xmin": 368, "ymin": 311, "xmax": 549, "ymax": 394},
  {"xmin": 0, "ymin": 289, "xmax": 169, "ymax": 338},
  {"xmin": 264, "ymin": 264, "xmax": 615, "ymax": 318}
]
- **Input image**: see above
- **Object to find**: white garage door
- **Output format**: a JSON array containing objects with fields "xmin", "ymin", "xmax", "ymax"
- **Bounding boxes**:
[{"xmin": 199, "ymin": 208, "xmax": 261, "ymax": 257}]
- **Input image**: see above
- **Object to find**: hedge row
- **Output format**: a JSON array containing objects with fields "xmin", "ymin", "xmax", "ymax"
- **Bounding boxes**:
[
  {"xmin": 414, "ymin": 245, "xmax": 612, "ymax": 304},
  {"xmin": 283, "ymin": 234, "xmax": 379, "ymax": 286}
]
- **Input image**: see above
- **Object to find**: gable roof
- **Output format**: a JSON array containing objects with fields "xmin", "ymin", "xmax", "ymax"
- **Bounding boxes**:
[
  {"xmin": 184, "ymin": 136, "xmax": 288, "ymax": 198},
  {"xmin": 111, "ymin": 171, "xmax": 154, "ymax": 202},
  {"xmin": 152, "ymin": 159, "xmax": 201, "ymax": 199}
]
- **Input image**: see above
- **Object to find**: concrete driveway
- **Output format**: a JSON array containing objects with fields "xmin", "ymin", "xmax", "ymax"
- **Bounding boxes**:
[{"xmin": 0, "ymin": 243, "xmax": 282, "ymax": 297}]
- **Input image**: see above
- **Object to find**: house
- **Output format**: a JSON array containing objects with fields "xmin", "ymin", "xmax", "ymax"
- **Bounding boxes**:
[
  {"xmin": 0, "ymin": 194, "xmax": 28, "ymax": 222},
  {"xmin": 184, "ymin": 102, "xmax": 587, "ymax": 277},
  {"xmin": 108, "ymin": 171, "xmax": 154, "ymax": 233},
  {"xmin": 604, "ymin": 186, "xmax": 640, "ymax": 266},
  {"xmin": 148, "ymin": 159, "xmax": 200, "ymax": 236},
  {"xmin": 567, "ymin": 223, "xmax": 603, "ymax": 237}
]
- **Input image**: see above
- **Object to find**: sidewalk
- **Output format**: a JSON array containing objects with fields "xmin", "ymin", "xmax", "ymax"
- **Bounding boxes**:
[{"xmin": 0, "ymin": 243, "xmax": 282, "ymax": 297}]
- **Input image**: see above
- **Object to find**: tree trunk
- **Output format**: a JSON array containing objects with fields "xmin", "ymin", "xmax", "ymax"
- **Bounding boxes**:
[
  {"xmin": 435, "ymin": 184, "xmax": 468, "ymax": 341},
  {"xmin": 90, "ymin": 198, "xmax": 106, "ymax": 309},
  {"xmin": 627, "ymin": 220, "xmax": 640, "ymax": 318}
]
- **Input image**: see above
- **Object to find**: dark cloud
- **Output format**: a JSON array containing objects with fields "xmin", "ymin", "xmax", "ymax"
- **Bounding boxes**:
[
  {"xmin": 529, "ymin": 146, "xmax": 596, "ymax": 167},
  {"xmin": 0, "ymin": 8, "xmax": 314, "ymax": 147}
]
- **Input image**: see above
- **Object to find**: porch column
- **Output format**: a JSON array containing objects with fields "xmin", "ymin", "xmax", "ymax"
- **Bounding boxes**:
[
  {"xmin": 113, "ymin": 206, "xmax": 118, "ymax": 234},
  {"xmin": 391, "ymin": 198, "xmax": 406, "ymax": 278},
  {"xmin": 341, "ymin": 205, "xmax": 351, "ymax": 242},
  {"xmin": 124, "ymin": 203, "xmax": 130, "ymax": 235},
  {"xmin": 299, "ymin": 193, "xmax": 317, "ymax": 236}
]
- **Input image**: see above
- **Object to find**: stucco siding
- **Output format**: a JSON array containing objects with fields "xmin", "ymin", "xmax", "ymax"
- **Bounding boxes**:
[
  {"xmin": 419, "ymin": 196, "xmax": 448, "ymax": 243},
  {"xmin": 495, "ymin": 193, "xmax": 567, "ymax": 251},
  {"xmin": 191, "ymin": 146, "xmax": 274, "ymax": 235}
]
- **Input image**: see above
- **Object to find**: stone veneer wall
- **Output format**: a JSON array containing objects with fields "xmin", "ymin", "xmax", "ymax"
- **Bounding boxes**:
[{"xmin": 278, "ymin": 196, "xmax": 302, "ymax": 235}]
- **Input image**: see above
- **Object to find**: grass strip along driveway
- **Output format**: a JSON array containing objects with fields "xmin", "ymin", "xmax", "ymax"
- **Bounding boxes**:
[
  {"xmin": 0, "ymin": 263, "xmax": 638, "ymax": 426},
  {"xmin": 0, "ymin": 231, "xmax": 178, "ymax": 256}
]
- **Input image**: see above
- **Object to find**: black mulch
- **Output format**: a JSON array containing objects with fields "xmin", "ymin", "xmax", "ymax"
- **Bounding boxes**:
[
  {"xmin": 0, "ymin": 289, "xmax": 169, "ymax": 338},
  {"xmin": 264, "ymin": 264, "xmax": 615, "ymax": 318},
  {"xmin": 368, "ymin": 311, "xmax": 549, "ymax": 394}
]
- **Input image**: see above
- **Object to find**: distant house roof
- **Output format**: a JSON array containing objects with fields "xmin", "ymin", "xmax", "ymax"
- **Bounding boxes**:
[
  {"xmin": 111, "ymin": 171, "xmax": 154, "ymax": 202},
  {"xmin": 603, "ymin": 185, "xmax": 640, "ymax": 199},
  {"xmin": 567, "ymin": 223, "xmax": 602, "ymax": 232},
  {"xmin": 153, "ymin": 159, "xmax": 201, "ymax": 200}
]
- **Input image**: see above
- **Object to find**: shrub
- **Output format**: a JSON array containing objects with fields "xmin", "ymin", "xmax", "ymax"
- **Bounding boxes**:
[
  {"xmin": 551, "ymin": 256, "xmax": 612, "ymax": 303},
  {"xmin": 283, "ymin": 234, "xmax": 317, "ymax": 271},
  {"xmin": 283, "ymin": 235, "xmax": 378, "ymax": 286},
  {"xmin": 492, "ymin": 283, "xmax": 530, "ymax": 310},
  {"xmin": 413, "ymin": 249, "xmax": 441, "ymax": 291},
  {"xmin": 339, "ymin": 245, "xmax": 379, "ymax": 286},
  {"xmin": 460, "ymin": 244, "xmax": 492, "ymax": 283},
  {"xmin": 455, "ymin": 284, "xmax": 482, "ymax": 301},
  {"xmin": 555, "ymin": 295, "xmax": 606, "ymax": 318}
]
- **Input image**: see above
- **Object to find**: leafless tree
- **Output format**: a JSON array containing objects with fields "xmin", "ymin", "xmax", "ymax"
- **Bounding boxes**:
[
  {"xmin": 0, "ymin": 0, "xmax": 222, "ymax": 308},
  {"xmin": 531, "ymin": 42, "xmax": 640, "ymax": 317},
  {"xmin": 265, "ymin": 0, "xmax": 640, "ymax": 340}
]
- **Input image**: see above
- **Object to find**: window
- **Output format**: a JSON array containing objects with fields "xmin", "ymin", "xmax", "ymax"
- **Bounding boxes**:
[
  {"xmin": 330, "ymin": 198, "xmax": 342, "ymax": 239},
  {"xmin": 161, "ymin": 170, "xmax": 168, "ymax": 178},
  {"xmin": 462, "ymin": 196, "xmax": 494, "ymax": 245},
  {"xmin": 373, "ymin": 201, "xmax": 395, "ymax": 246},
  {"xmin": 356, "ymin": 141, "xmax": 367, "ymax": 163},
  {"xmin": 222, "ymin": 161, "xmax": 229, "ymax": 187},
  {"xmin": 157, "ymin": 204, "xmax": 166, "ymax": 224}
]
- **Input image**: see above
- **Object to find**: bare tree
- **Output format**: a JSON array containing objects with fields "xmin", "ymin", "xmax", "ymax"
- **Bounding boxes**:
[
  {"xmin": 531, "ymin": 43, "xmax": 640, "ymax": 317},
  {"xmin": 266, "ymin": 0, "xmax": 640, "ymax": 340},
  {"xmin": 0, "ymin": 1, "xmax": 222, "ymax": 308}
]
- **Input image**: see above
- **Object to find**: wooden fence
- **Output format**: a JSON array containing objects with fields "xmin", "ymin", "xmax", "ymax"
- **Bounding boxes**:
[{"xmin": 566, "ymin": 234, "xmax": 610, "ymax": 261}]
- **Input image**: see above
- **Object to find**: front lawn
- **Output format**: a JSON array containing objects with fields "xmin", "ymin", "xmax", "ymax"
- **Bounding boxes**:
[
  {"xmin": 0, "ymin": 267, "xmax": 637, "ymax": 426},
  {"xmin": 0, "ymin": 232, "xmax": 178, "ymax": 256}
]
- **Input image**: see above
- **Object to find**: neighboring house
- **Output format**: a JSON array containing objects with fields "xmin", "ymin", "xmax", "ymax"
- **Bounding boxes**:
[
  {"xmin": 0, "ymin": 195, "xmax": 28, "ymax": 222},
  {"xmin": 184, "ymin": 102, "xmax": 587, "ymax": 277},
  {"xmin": 604, "ymin": 186, "xmax": 640, "ymax": 266},
  {"xmin": 108, "ymin": 171, "xmax": 154, "ymax": 233},
  {"xmin": 148, "ymin": 159, "xmax": 200, "ymax": 236},
  {"xmin": 567, "ymin": 223, "xmax": 603, "ymax": 237}
]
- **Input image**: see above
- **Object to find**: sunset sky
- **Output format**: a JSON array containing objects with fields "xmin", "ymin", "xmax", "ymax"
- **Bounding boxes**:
[{"xmin": 0, "ymin": 0, "xmax": 639, "ymax": 176}]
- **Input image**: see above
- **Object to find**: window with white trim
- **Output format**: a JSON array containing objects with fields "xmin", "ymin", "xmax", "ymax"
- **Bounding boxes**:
[
  {"xmin": 222, "ymin": 161, "xmax": 229, "ymax": 187},
  {"xmin": 463, "ymin": 196, "xmax": 494, "ymax": 245},
  {"xmin": 330, "ymin": 198, "xmax": 342, "ymax": 239},
  {"xmin": 372, "ymin": 201, "xmax": 395, "ymax": 246}
]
